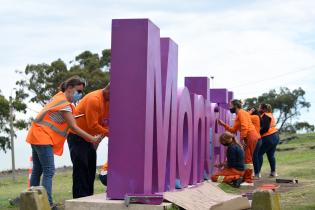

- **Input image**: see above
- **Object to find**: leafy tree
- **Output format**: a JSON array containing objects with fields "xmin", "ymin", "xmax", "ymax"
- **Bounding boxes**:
[
  {"xmin": 0, "ymin": 89, "xmax": 28, "ymax": 152},
  {"xmin": 16, "ymin": 49, "xmax": 111, "ymax": 106},
  {"xmin": 244, "ymin": 87, "xmax": 312, "ymax": 132}
]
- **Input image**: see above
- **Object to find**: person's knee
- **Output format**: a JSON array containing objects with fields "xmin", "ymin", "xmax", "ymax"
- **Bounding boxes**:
[{"xmin": 211, "ymin": 175, "xmax": 217, "ymax": 182}]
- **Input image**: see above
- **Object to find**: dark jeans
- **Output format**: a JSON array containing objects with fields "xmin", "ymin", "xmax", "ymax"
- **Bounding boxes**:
[
  {"xmin": 253, "ymin": 139, "xmax": 262, "ymax": 176},
  {"xmin": 67, "ymin": 133, "xmax": 96, "ymax": 198},
  {"xmin": 258, "ymin": 132, "xmax": 279, "ymax": 173},
  {"xmin": 30, "ymin": 144, "xmax": 55, "ymax": 205}
]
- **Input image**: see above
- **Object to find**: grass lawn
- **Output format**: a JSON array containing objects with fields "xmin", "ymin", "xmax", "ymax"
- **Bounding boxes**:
[
  {"xmin": 1, "ymin": 133, "xmax": 315, "ymax": 210},
  {"xmin": 218, "ymin": 132, "xmax": 315, "ymax": 210},
  {"xmin": 0, "ymin": 168, "xmax": 105, "ymax": 210}
]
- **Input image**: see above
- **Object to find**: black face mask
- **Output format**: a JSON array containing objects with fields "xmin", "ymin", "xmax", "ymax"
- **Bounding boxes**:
[{"xmin": 229, "ymin": 107, "xmax": 236, "ymax": 114}]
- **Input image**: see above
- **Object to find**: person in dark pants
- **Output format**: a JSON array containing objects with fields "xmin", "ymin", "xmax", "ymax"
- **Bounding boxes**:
[
  {"xmin": 258, "ymin": 103, "xmax": 279, "ymax": 177},
  {"xmin": 68, "ymin": 84, "xmax": 110, "ymax": 198},
  {"xmin": 248, "ymin": 108, "xmax": 262, "ymax": 179}
]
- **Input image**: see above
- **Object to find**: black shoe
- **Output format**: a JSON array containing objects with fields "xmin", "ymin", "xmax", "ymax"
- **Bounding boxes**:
[
  {"xmin": 9, "ymin": 196, "xmax": 20, "ymax": 206},
  {"xmin": 232, "ymin": 177, "xmax": 243, "ymax": 188},
  {"xmin": 51, "ymin": 204, "xmax": 58, "ymax": 210}
]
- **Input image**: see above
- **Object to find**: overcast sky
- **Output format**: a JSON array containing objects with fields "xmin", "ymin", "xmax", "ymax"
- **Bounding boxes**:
[{"xmin": 1, "ymin": 0, "xmax": 315, "ymax": 170}]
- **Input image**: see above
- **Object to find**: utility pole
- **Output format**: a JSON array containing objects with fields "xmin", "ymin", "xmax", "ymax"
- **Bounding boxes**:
[{"xmin": 9, "ymin": 96, "xmax": 16, "ymax": 182}]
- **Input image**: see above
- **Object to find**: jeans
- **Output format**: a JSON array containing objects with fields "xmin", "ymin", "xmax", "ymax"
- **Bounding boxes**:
[
  {"xmin": 258, "ymin": 132, "xmax": 279, "ymax": 173},
  {"xmin": 30, "ymin": 144, "xmax": 55, "ymax": 205},
  {"xmin": 253, "ymin": 139, "xmax": 262, "ymax": 176},
  {"xmin": 68, "ymin": 133, "xmax": 97, "ymax": 198}
]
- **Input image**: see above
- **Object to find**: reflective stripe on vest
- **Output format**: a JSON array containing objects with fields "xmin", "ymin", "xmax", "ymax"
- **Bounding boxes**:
[
  {"xmin": 217, "ymin": 176, "xmax": 225, "ymax": 183},
  {"xmin": 34, "ymin": 99, "xmax": 69, "ymax": 137},
  {"xmin": 244, "ymin": 164, "xmax": 253, "ymax": 169}
]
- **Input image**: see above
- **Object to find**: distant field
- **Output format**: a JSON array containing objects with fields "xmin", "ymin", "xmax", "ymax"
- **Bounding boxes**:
[{"xmin": 0, "ymin": 133, "xmax": 315, "ymax": 210}]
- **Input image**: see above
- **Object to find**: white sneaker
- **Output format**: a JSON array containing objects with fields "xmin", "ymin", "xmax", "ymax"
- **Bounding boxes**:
[{"xmin": 240, "ymin": 182, "xmax": 254, "ymax": 187}]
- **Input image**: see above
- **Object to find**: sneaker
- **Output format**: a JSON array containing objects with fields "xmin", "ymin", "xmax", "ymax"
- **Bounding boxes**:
[
  {"xmin": 240, "ymin": 182, "xmax": 254, "ymax": 187},
  {"xmin": 50, "ymin": 204, "xmax": 58, "ymax": 210},
  {"xmin": 232, "ymin": 177, "xmax": 243, "ymax": 188},
  {"xmin": 269, "ymin": 172, "xmax": 278, "ymax": 177}
]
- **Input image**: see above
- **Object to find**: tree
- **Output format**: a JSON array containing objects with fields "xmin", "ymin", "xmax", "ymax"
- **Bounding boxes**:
[
  {"xmin": 0, "ymin": 89, "xmax": 28, "ymax": 152},
  {"xmin": 243, "ymin": 87, "xmax": 312, "ymax": 132},
  {"xmin": 16, "ymin": 49, "xmax": 111, "ymax": 106}
]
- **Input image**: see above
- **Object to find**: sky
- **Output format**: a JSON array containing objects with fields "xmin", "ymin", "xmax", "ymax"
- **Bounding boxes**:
[{"xmin": 0, "ymin": 0, "xmax": 315, "ymax": 170}]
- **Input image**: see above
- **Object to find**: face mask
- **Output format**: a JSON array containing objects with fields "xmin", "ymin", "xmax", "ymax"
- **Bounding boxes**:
[
  {"xmin": 72, "ymin": 91, "xmax": 83, "ymax": 102},
  {"xmin": 229, "ymin": 107, "xmax": 236, "ymax": 114}
]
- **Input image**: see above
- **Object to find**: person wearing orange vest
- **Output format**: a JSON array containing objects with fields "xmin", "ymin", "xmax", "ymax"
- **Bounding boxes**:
[
  {"xmin": 211, "ymin": 132, "xmax": 245, "ymax": 188},
  {"xmin": 218, "ymin": 99, "xmax": 260, "ymax": 185},
  {"xmin": 67, "ymin": 83, "xmax": 109, "ymax": 198},
  {"xmin": 99, "ymin": 162, "xmax": 108, "ymax": 186},
  {"xmin": 26, "ymin": 76, "xmax": 101, "ymax": 207},
  {"xmin": 248, "ymin": 108, "xmax": 262, "ymax": 179},
  {"xmin": 258, "ymin": 103, "xmax": 279, "ymax": 177}
]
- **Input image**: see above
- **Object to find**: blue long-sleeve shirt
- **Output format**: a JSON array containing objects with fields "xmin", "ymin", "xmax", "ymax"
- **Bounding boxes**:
[{"xmin": 227, "ymin": 144, "xmax": 245, "ymax": 171}]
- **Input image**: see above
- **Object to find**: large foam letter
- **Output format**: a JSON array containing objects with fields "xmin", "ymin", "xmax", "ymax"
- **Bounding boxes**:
[
  {"xmin": 153, "ymin": 38, "xmax": 178, "ymax": 192},
  {"xmin": 176, "ymin": 88, "xmax": 193, "ymax": 187},
  {"xmin": 107, "ymin": 19, "xmax": 161, "ymax": 199},
  {"xmin": 185, "ymin": 77, "xmax": 208, "ymax": 183}
]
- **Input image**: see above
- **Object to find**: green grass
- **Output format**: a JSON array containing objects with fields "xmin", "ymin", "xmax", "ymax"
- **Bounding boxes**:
[
  {"xmin": 218, "ymin": 132, "xmax": 315, "ymax": 210},
  {"xmin": 1, "ymin": 133, "xmax": 315, "ymax": 210},
  {"xmin": 0, "ymin": 169, "xmax": 105, "ymax": 210}
]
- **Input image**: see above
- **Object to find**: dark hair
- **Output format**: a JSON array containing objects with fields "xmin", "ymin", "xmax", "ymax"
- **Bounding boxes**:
[
  {"xmin": 260, "ymin": 103, "xmax": 268, "ymax": 112},
  {"xmin": 231, "ymin": 99, "xmax": 242, "ymax": 109},
  {"xmin": 250, "ymin": 107, "xmax": 260, "ymax": 116},
  {"xmin": 59, "ymin": 76, "xmax": 86, "ymax": 92}
]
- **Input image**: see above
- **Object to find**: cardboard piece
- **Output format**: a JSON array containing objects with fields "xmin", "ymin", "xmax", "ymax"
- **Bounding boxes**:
[{"xmin": 164, "ymin": 181, "xmax": 250, "ymax": 210}]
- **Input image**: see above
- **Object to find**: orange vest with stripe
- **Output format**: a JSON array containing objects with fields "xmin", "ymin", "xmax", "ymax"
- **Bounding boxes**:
[
  {"xmin": 261, "ymin": 112, "xmax": 278, "ymax": 137},
  {"xmin": 26, "ymin": 91, "xmax": 74, "ymax": 156}
]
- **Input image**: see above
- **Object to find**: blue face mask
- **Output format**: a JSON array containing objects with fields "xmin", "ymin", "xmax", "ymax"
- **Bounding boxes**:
[{"xmin": 72, "ymin": 91, "xmax": 83, "ymax": 102}]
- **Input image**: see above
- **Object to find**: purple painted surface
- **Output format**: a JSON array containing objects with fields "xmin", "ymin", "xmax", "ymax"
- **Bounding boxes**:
[
  {"xmin": 107, "ymin": 18, "xmax": 236, "ymax": 199},
  {"xmin": 108, "ymin": 19, "xmax": 159, "ymax": 199},
  {"xmin": 176, "ymin": 88, "xmax": 193, "ymax": 187},
  {"xmin": 154, "ymin": 38, "xmax": 178, "ymax": 192},
  {"xmin": 184, "ymin": 77, "xmax": 209, "ymax": 183},
  {"xmin": 184, "ymin": 77, "xmax": 210, "ymax": 100},
  {"xmin": 210, "ymin": 88, "xmax": 228, "ymax": 104}
]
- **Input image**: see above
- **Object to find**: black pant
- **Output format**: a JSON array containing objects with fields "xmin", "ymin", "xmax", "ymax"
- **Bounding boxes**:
[{"xmin": 67, "ymin": 133, "xmax": 96, "ymax": 198}]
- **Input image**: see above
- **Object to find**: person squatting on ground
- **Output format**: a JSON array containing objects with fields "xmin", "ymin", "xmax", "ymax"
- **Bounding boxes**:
[
  {"xmin": 248, "ymin": 107, "xmax": 262, "ymax": 179},
  {"xmin": 67, "ymin": 83, "xmax": 110, "ymax": 198},
  {"xmin": 211, "ymin": 132, "xmax": 245, "ymax": 188},
  {"xmin": 99, "ymin": 162, "xmax": 108, "ymax": 186},
  {"xmin": 218, "ymin": 99, "xmax": 260, "ymax": 185},
  {"xmin": 26, "ymin": 76, "xmax": 102, "ymax": 208},
  {"xmin": 258, "ymin": 103, "xmax": 280, "ymax": 177}
]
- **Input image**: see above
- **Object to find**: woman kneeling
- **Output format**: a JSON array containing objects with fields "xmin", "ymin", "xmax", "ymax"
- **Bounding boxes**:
[{"xmin": 211, "ymin": 132, "xmax": 245, "ymax": 187}]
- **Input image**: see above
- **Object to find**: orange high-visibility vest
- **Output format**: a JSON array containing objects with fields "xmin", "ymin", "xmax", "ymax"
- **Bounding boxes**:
[
  {"xmin": 26, "ymin": 91, "xmax": 74, "ymax": 156},
  {"xmin": 250, "ymin": 115, "xmax": 261, "ymax": 139},
  {"xmin": 261, "ymin": 112, "xmax": 278, "ymax": 137}
]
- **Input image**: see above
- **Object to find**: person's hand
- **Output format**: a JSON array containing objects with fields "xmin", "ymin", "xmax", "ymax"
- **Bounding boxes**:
[{"xmin": 217, "ymin": 119, "xmax": 225, "ymax": 126}]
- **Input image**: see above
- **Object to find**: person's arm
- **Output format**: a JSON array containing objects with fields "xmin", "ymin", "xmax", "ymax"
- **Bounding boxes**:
[
  {"xmin": 62, "ymin": 111, "xmax": 100, "ymax": 142},
  {"xmin": 218, "ymin": 118, "xmax": 239, "ymax": 134},
  {"xmin": 260, "ymin": 114, "xmax": 271, "ymax": 135},
  {"xmin": 85, "ymin": 97, "xmax": 109, "ymax": 136},
  {"xmin": 237, "ymin": 111, "xmax": 249, "ymax": 140}
]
